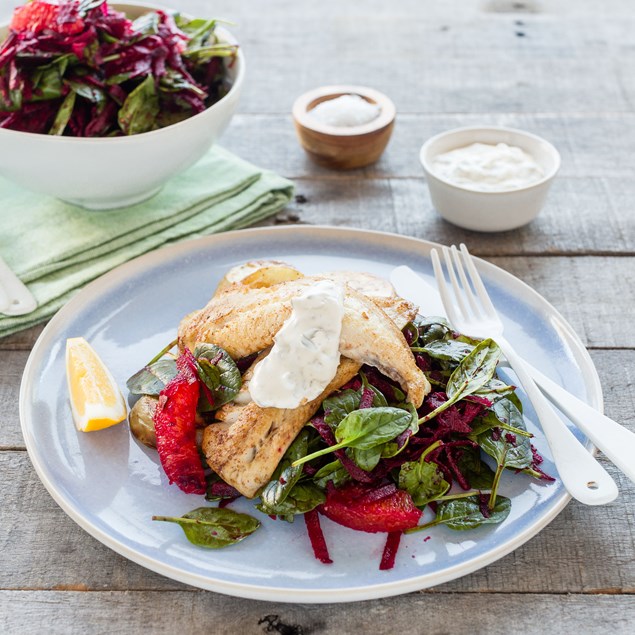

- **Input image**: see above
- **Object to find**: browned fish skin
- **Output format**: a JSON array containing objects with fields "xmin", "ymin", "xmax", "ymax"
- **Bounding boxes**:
[
  {"xmin": 203, "ymin": 357, "xmax": 361, "ymax": 498},
  {"xmin": 178, "ymin": 276, "xmax": 429, "ymax": 406}
]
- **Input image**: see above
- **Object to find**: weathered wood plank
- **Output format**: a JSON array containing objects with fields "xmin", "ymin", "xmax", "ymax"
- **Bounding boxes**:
[
  {"xmin": 4, "ymin": 0, "xmax": 634, "ymax": 117},
  {"xmin": 1, "ymin": 590, "xmax": 634, "ymax": 635},
  {"xmin": 1, "ymin": 351, "xmax": 633, "ymax": 593},
  {"xmin": 270, "ymin": 176, "xmax": 635, "ymax": 256},
  {"xmin": 178, "ymin": 0, "xmax": 635, "ymax": 115}
]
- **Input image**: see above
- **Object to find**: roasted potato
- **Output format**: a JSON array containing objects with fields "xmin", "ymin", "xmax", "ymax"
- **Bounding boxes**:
[{"xmin": 214, "ymin": 260, "xmax": 303, "ymax": 295}]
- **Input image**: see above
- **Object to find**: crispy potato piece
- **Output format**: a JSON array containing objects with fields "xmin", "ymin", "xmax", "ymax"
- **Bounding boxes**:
[
  {"xmin": 241, "ymin": 265, "xmax": 304, "ymax": 289},
  {"xmin": 214, "ymin": 260, "xmax": 303, "ymax": 295}
]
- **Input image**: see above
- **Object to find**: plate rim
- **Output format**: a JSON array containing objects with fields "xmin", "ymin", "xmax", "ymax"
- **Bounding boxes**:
[{"xmin": 19, "ymin": 225, "xmax": 602, "ymax": 603}]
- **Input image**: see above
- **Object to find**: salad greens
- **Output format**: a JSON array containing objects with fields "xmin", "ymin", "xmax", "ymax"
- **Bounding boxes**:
[
  {"xmin": 0, "ymin": 1, "xmax": 237, "ymax": 135},
  {"xmin": 152, "ymin": 507, "xmax": 260, "ymax": 548},
  {"xmin": 129, "ymin": 315, "xmax": 554, "ymax": 570}
]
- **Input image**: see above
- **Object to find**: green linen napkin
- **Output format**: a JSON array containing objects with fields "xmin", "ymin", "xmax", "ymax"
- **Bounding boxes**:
[{"xmin": 0, "ymin": 146, "xmax": 293, "ymax": 339}]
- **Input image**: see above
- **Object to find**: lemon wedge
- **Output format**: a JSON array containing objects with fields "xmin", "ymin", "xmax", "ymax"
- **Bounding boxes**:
[{"xmin": 65, "ymin": 337, "xmax": 127, "ymax": 432}]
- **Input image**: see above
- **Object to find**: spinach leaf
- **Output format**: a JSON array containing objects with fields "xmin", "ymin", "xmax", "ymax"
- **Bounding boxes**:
[
  {"xmin": 313, "ymin": 459, "xmax": 350, "ymax": 489},
  {"xmin": 153, "ymin": 507, "xmax": 260, "ymax": 548},
  {"xmin": 399, "ymin": 442, "xmax": 450, "ymax": 507},
  {"xmin": 435, "ymin": 495, "xmax": 511, "ymax": 530},
  {"xmin": 419, "ymin": 339, "xmax": 501, "ymax": 425},
  {"xmin": 474, "ymin": 377, "xmax": 516, "ymax": 404},
  {"xmin": 453, "ymin": 445, "xmax": 496, "ymax": 490},
  {"xmin": 323, "ymin": 382, "xmax": 387, "ymax": 429},
  {"xmin": 350, "ymin": 445, "xmax": 383, "ymax": 472},
  {"xmin": 323, "ymin": 389, "xmax": 360, "ymax": 428},
  {"xmin": 49, "ymin": 91, "xmax": 76, "ymax": 135},
  {"xmin": 194, "ymin": 343, "xmax": 242, "ymax": 407},
  {"xmin": 416, "ymin": 317, "xmax": 452, "ymax": 345},
  {"xmin": 478, "ymin": 400, "xmax": 533, "ymax": 471},
  {"xmin": 65, "ymin": 79, "xmax": 106, "ymax": 104},
  {"xmin": 258, "ymin": 430, "xmax": 310, "ymax": 511},
  {"xmin": 336, "ymin": 407, "xmax": 413, "ymax": 449},
  {"xmin": 446, "ymin": 339, "xmax": 501, "ymax": 401},
  {"xmin": 256, "ymin": 482, "xmax": 325, "ymax": 522},
  {"xmin": 293, "ymin": 407, "xmax": 413, "ymax": 467},
  {"xmin": 117, "ymin": 74, "xmax": 159, "ymax": 135},
  {"xmin": 416, "ymin": 339, "xmax": 475, "ymax": 363},
  {"xmin": 478, "ymin": 398, "xmax": 533, "ymax": 507},
  {"xmin": 380, "ymin": 402, "xmax": 418, "ymax": 458},
  {"xmin": 126, "ymin": 358, "xmax": 178, "ymax": 395}
]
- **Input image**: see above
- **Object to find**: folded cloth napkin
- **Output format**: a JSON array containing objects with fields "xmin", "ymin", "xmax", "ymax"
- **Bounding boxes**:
[{"xmin": 0, "ymin": 146, "xmax": 294, "ymax": 339}]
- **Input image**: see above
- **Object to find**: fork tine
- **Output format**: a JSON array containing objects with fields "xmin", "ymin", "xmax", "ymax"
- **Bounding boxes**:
[
  {"xmin": 431, "ymin": 248, "xmax": 460, "ymax": 326},
  {"xmin": 442, "ymin": 246, "xmax": 470, "ymax": 320},
  {"xmin": 450, "ymin": 244, "xmax": 483, "ymax": 318},
  {"xmin": 459, "ymin": 243, "xmax": 497, "ymax": 318}
]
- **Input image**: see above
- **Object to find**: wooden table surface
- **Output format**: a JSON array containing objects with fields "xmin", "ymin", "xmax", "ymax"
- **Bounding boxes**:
[{"xmin": 1, "ymin": 0, "xmax": 634, "ymax": 633}]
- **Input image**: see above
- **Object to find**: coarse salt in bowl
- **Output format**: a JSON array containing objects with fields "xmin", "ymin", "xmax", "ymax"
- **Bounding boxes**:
[
  {"xmin": 292, "ymin": 85, "xmax": 396, "ymax": 170},
  {"xmin": 419, "ymin": 126, "xmax": 561, "ymax": 232}
]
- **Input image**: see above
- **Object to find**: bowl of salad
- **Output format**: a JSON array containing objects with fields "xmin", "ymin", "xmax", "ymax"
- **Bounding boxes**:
[{"xmin": 0, "ymin": 1, "xmax": 244, "ymax": 210}]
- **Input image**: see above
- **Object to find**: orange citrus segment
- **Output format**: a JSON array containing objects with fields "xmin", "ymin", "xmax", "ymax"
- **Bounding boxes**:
[{"xmin": 65, "ymin": 337, "xmax": 127, "ymax": 432}]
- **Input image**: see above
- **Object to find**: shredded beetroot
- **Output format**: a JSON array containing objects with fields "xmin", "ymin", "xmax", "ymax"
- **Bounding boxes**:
[
  {"xmin": 338, "ymin": 377, "xmax": 362, "ymax": 392},
  {"xmin": 362, "ymin": 367, "xmax": 404, "ymax": 402},
  {"xmin": 530, "ymin": 445, "xmax": 556, "ymax": 482},
  {"xmin": 358, "ymin": 386, "xmax": 375, "ymax": 409},
  {"xmin": 304, "ymin": 509, "xmax": 332, "ymax": 564},
  {"xmin": 414, "ymin": 353, "xmax": 432, "ymax": 371},
  {"xmin": 208, "ymin": 481, "xmax": 240, "ymax": 499},
  {"xmin": 218, "ymin": 497, "xmax": 238, "ymax": 509},
  {"xmin": 153, "ymin": 352, "xmax": 206, "ymax": 495},
  {"xmin": 379, "ymin": 531, "xmax": 402, "ymax": 570},
  {"xmin": 357, "ymin": 482, "xmax": 398, "ymax": 504},
  {"xmin": 479, "ymin": 493, "xmax": 491, "ymax": 518},
  {"xmin": 235, "ymin": 353, "xmax": 258, "ymax": 373},
  {"xmin": 445, "ymin": 447, "xmax": 470, "ymax": 490}
]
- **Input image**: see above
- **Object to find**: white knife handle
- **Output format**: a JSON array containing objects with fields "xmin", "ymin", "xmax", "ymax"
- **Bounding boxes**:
[
  {"xmin": 526, "ymin": 362, "xmax": 635, "ymax": 486},
  {"xmin": 498, "ymin": 336, "xmax": 618, "ymax": 505},
  {"xmin": 0, "ymin": 257, "xmax": 37, "ymax": 316}
]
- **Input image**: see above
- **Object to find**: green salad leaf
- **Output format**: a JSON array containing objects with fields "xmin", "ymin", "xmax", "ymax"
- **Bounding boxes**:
[
  {"xmin": 194, "ymin": 343, "xmax": 242, "ymax": 407},
  {"xmin": 126, "ymin": 358, "xmax": 178, "ymax": 396},
  {"xmin": 153, "ymin": 507, "xmax": 260, "ymax": 548}
]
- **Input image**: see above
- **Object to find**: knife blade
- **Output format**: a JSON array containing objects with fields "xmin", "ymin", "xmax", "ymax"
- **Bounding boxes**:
[{"xmin": 389, "ymin": 265, "xmax": 447, "ymax": 318}]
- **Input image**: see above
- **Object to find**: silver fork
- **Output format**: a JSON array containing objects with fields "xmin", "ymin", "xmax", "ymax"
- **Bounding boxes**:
[{"xmin": 431, "ymin": 243, "xmax": 618, "ymax": 506}]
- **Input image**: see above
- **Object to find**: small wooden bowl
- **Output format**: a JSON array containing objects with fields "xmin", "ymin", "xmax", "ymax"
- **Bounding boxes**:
[{"xmin": 292, "ymin": 85, "xmax": 396, "ymax": 170}]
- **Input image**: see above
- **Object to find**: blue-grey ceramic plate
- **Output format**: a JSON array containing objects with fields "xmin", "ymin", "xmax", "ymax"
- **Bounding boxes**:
[{"xmin": 20, "ymin": 226, "xmax": 600, "ymax": 603}]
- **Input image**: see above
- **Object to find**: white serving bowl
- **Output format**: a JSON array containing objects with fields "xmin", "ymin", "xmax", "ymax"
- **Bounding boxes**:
[
  {"xmin": 419, "ymin": 126, "xmax": 560, "ymax": 232},
  {"xmin": 0, "ymin": 3, "xmax": 244, "ymax": 210}
]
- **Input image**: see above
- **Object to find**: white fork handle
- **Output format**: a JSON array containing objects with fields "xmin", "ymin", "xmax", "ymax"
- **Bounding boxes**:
[
  {"xmin": 520, "ymin": 363, "xmax": 635, "ymax": 486},
  {"xmin": 0, "ymin": 256, "xmax": 37, "ymax": 316},
  {"xmin": 497, "ymin": 335, "xmax": 618, "ymax": 505}
]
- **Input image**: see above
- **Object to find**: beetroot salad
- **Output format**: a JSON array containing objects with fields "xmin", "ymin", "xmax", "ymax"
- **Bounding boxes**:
[
  {"xmin": 128, "ymin": 315, "xmax": 554, "ymax": 571},
  {"xmin": 0, "ymin": 0, "xmax": 237, "ymax": 136}
]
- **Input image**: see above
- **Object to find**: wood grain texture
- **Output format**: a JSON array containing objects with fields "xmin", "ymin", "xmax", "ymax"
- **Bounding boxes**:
[
  {"xmin": 127, "ymin": 0, "xmax": 635, "ymax": 116},
  {"xmin": 1, "ymin": 590, "xmax": 634, "ymax": 635}
]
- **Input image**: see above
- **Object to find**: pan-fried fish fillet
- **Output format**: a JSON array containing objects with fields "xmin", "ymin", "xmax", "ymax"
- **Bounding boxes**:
[
  {"xmin": 203, "ymin": 357, "xmax": 361, "ymax": 498},
  {"xmin": 179, "ymin": 277, "xmax": 428, "ymax": 406}
]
